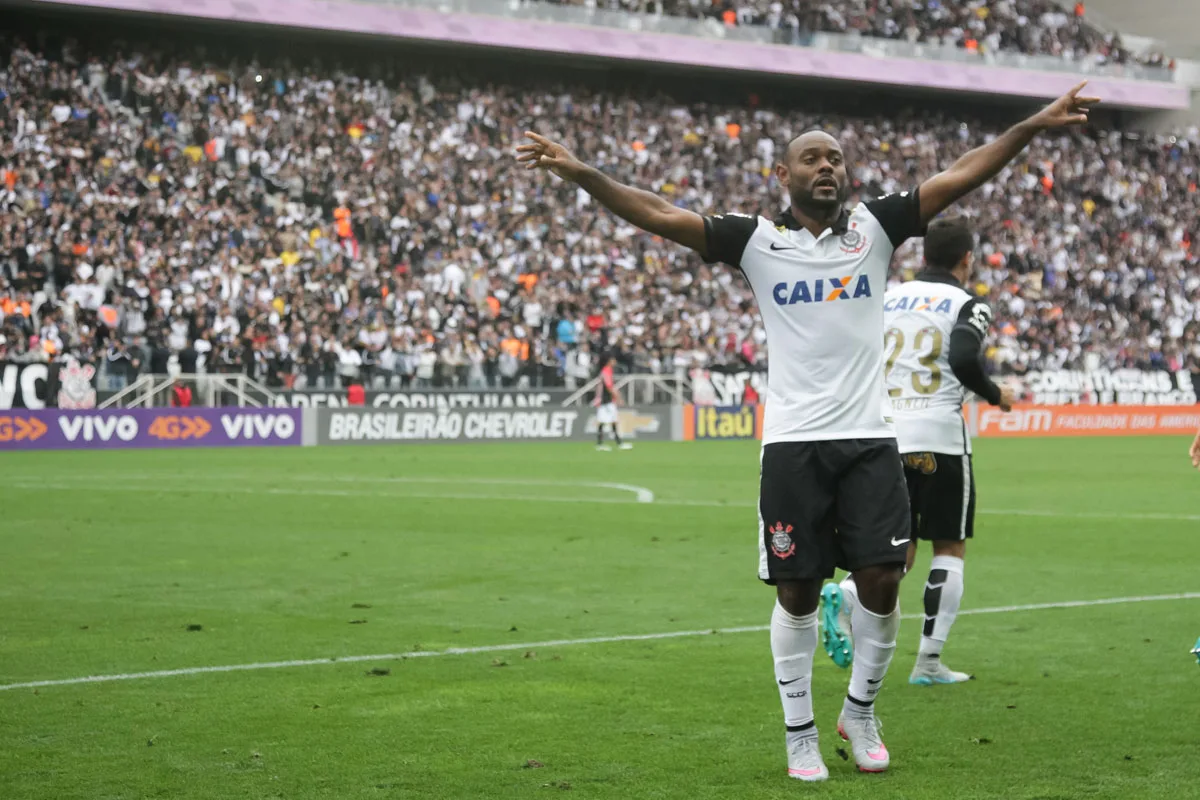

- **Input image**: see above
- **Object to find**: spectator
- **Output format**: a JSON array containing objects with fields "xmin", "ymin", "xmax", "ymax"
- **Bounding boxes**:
[{"xmin": 0, "ymin": 19, "xmax": 1192, "ymax": 395}]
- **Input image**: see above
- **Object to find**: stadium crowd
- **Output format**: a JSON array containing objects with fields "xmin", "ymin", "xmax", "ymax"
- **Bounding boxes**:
[
  {"xmin": 1, "ymin": 26, "xmax": 1197, "ymax": 394},
  {"xmin": 548, "ymin": 0, "xmax": 1172, "ymax": 70}
]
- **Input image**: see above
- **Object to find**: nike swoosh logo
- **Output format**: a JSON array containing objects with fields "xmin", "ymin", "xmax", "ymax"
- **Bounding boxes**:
[
  {"xmin": 769, "ymin": 243, "xmax": 797, "ymax": 251},
  {"xmin": 866, "ymin": 678, "xmax": 883, "ymax": 685},
  {"xmin": 778, "ymin": 678, "xmax": 801, "ymax": 686},
  {"xmin": 890, "ymin": 537, "xmax": 911, "ymax": 546}
]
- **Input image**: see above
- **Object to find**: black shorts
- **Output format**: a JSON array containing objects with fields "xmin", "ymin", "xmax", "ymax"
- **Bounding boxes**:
[
  {"xmin": 902, "ymin": 451, "xmax": 976, "ymax": 542},
  {"xmin": 758, "ymin": 438, "xmax": 911, "ymax": 583}
]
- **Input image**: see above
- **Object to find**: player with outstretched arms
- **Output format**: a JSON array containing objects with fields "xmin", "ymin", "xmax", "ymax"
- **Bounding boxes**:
[
  {"xmin": 594, "ymin": 354, "xmax": 631, "ymax": 451},
  {"xmin": 517, "ymin": 83, "xmax": 1097, "ymax": 781},
  {"xmin": 825, "ymin": 217, "xmax": 1014, "ymax": 689}
]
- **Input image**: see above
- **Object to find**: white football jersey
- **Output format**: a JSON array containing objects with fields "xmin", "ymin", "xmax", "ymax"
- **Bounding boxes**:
[
  {"xmin": 705, "ymin": 191, "xmax": 924, "ymax": 444},
  {"xmin": 883, "ymin": 275, "xmax": 991, "ymax": 455}
]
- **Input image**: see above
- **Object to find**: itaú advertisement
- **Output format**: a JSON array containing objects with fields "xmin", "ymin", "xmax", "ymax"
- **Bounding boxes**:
[
  {"xmin": 682, "ymin": 405, "xmax": 764, "ymax": 441},
  {"xmin": 971, "ymin": 404, "xmax": 1200, "ymax": 438}
]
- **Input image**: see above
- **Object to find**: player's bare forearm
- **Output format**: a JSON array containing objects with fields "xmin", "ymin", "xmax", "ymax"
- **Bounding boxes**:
[
  {"xmin": 574, "ymin": 166, "xmax": 707, "ymax": 253},
  {"xmin": 918, "ymin": 82, "xmax": 1098, "ymax": 222},
  {"xmin": 518, "ymin": 131, "xmax": 708, "ymax": 254}
]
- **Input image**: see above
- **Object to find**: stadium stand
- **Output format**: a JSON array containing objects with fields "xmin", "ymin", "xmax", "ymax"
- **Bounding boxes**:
[
  {"xmin": 543, "ymin": 0, "xmax": 1172, "ymax": 68},
  {"xmin": 0, "ymin": 20, "xmax": 1196, "ymax": 393}
]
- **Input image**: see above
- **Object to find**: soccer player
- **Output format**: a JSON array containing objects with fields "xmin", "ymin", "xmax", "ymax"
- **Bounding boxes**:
[
  {"xmin": 594, "ymin": 354, "xmax": 631, "ymax": 451},
  {"xmin": 517, "ymin": 83, "xmax": 1096, "ymax": 781},
  {"xmin": 845, "ymin": 217, "xmax": 1014, "ymax": 686}
]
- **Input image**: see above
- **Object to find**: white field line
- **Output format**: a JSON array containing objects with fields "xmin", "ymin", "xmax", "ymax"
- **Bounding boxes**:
[
  {"xmin": 7, "ymin": 477, "xmax": 1200, "ymax": 522},
  {"xmin": 7, "ymin": 476, "xmax": 655, "ymax": 504},
  {"xmin": 1, "ymin": 592, "xmax": 1196, "ymax": 693}
]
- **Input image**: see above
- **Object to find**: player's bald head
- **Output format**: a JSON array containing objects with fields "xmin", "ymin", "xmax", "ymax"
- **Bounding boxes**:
[
  {"xmin": 776, "ymin": 129, "xmax": 848, "ymax": 215},
  {"xmin": 785, "ymin": 129, "xmax": 842, "ymax": 160}
]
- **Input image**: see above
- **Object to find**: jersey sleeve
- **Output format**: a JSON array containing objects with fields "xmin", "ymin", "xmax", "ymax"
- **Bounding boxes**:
[
  {"xmin": 953, "ymin": 298, "xmax": 994, "ymax": 340},
  {"xmin": 948, "ymin": 298, "xmax": 1002, "ymax": 405},
  {"xmin": 862, "ymin": 189, "xmax": 924, "ymax": 248},
  {"xmin": 702, "ymin": 213, "xmax": 758, "ymax": 269}
]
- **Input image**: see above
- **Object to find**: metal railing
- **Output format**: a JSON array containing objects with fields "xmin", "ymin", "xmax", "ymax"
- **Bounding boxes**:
[
  {"xmin": 98, "ymin": 374, "xmax": 281, "ymax": 409},
  {"xmin": 360, "ymin": 0, "xmax": 1176, "ymax": 82},
  {"xmin": 561, "ymin": 373, "xmax": 688, "ymax": 407}
]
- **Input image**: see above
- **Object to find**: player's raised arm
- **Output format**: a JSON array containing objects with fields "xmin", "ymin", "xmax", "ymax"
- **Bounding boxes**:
[
  {"xmin": 517, "ymin": 132, "xmax": 708, "ymax": 256},
  {"xmin": 917, "ymin": 82, "xmax": 1100, "ymax": 224}
]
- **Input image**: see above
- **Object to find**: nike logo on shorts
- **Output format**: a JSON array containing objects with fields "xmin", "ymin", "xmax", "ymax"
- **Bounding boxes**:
[
  {"xmin": 769, "ymin": 243, "xmax": 798, "ymax": 251},
  {"xmin": 890, "ymin": 537, "xmax": 911, "ymax": 546}
]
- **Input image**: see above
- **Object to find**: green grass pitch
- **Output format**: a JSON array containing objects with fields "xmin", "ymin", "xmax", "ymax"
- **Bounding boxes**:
[{"xmin": 1, "ymin": 437, "xmax": 1198, "ymax": 799}]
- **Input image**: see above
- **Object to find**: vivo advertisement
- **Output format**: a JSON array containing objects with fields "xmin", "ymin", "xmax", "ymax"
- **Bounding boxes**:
[{"xmin": 0, "ymin": 408, "xmax": 303, "ymax": 451}]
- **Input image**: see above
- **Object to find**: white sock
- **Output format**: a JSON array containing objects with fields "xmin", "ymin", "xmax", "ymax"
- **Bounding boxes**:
[
  {"xmin": 771, "ymin": 602, "xmax": 818, "ymax": 736},
  {"xmin": 918, "ymin": 555, "xmax": 965, "ymax": 660},
  {"xmin": 843, "ymin": 602, "xmax": 900, "ymax": 719},
  {"xmin": 838, "ymin": 574, "xmax": 859, "ymax": 607}
]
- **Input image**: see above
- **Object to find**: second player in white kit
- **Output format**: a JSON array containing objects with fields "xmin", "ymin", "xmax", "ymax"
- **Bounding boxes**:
[{"xmin": 836, "ymin": 216, "xmax": 1014, "ymax": 686}]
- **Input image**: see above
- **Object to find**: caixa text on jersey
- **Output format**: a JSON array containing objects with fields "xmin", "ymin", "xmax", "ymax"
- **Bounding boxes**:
[{"xmin": 772, "ymin": 275, "xmax": 873, "ymax": 306}]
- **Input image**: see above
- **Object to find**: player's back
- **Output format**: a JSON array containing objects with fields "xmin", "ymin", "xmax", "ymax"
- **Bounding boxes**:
[{"xmin": 883, "ymin": 278, "xmax": 975, "ymax": 455}]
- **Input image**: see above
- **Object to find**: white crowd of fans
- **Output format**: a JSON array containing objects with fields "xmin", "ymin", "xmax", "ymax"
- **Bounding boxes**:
[{"xmin": 1, "ymin": 24, "xmax": 1196, "ymax": 394}]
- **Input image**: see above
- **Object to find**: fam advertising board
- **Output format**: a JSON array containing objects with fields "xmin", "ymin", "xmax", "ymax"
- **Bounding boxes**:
[
  {"xmin": 315, "ymin": 405, "xmax": 676, "ymax": 444},
  {"xmin": 971, "ymin": 404, "xmax": 1200, "ymax": 438},
  {"xmin": 0, "ymin": 408, "xmax": 302, "ymax": 451}
]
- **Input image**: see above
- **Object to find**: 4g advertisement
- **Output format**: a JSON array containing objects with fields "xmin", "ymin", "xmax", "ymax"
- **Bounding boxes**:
[{"xmin": 0, "ymin": 408, "xmax": 302, "ymax": 451}]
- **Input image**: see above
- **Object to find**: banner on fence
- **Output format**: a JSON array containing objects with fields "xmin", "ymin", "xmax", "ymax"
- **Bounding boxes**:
[
  {"xmin": 315, "ymin": 405, "xmax": 675, "ymax": 444},
  {"xmin": 682, "ymin": 405, "xmax": 764, "ymax": 440},
  {"xmin": 271, "ymin": 388, "xmax": 572, "ymax": 409},
  {"xmin": 970, "ymin": 404, "xmax": 1200, "ymax": 438},
  {"xmin": 0, "ymin": 408, "xmax": 303, "ymax": 450},
  {"xmin": 1010, "ymin": 368, "xmax": 1198, "ymax": 406},
  {"xmin": 689, "ymin": 366, "xmax": 767, "ymax": 406},
  {"xmin": 0, "ymin": 362, "xmax": 62, "ymax": 409},
  {"xmin": 690, "ymin": 367, "xmax": 1200, "ymax": 407}
]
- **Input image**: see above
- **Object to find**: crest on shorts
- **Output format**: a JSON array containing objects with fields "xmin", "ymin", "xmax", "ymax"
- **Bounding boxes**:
[
  {"xmin": 839, "ymin": 228, "xmax": 866, "ymax": 254},
  {"xmin": 769, "ymin": 522, "xmax": 796, "ymax": 559},
  {"xmin": 903, "ymin": 452, "xmax": 937, "ymax": 475}
]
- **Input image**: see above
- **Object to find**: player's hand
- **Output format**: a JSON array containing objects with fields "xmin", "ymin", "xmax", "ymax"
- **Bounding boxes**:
[
  {"xmin": 1189, "ymin": 430, "xmax": 1200, "ymax": 469},
  {"xmin": 517, "ymin": 132, "xmax": 586, "ymax": 182},
  {"xmin": 997, "ymin": 386, "xmax": 1015, "ymax": 413},
  {"xmin": 1030, "ymin": 81, "xmax": 1100, "ymax": 129}
]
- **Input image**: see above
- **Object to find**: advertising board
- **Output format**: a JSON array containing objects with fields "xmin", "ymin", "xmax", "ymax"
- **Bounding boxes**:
[
  {"xmin": 972, "ymin": 404, "xmax": 1200, "ymax": 438},
  {"xmin": 315, "ymin": 405, "xmax": 676, "ymax": 445},
  {"xmin": 0, "ymin": 408, "xmax": 303, "ymax": 451},
  {"xmin": 682, "ymin": 405, "xmax": 764, "ymax": 440}
]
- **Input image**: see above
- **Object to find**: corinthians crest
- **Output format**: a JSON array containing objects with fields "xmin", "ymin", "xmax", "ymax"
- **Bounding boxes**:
[
  {"xmin": 839, "ymin": 228, "xmax": 866, "ymax": 254},
  {"xmin": 769, "ymin": 522, "xmax": 796, "ymax": 559}
]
